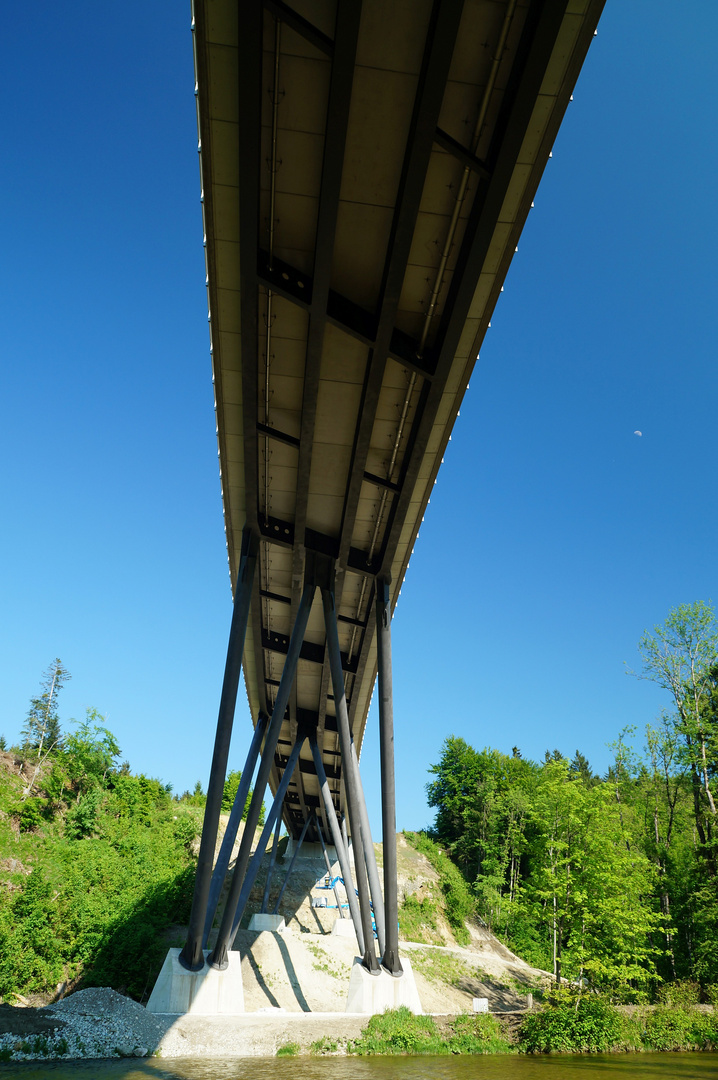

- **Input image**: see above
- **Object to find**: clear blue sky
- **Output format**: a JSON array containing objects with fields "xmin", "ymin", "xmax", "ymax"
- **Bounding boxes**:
[{"xmin": 2, "ymin": 3, "xmax": 716, "ymax": 836}]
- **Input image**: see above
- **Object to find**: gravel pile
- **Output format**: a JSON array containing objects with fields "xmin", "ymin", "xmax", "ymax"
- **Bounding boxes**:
[{"xmin": 0, "ymin": 988, "xmax": 167, "ymax": 1061}]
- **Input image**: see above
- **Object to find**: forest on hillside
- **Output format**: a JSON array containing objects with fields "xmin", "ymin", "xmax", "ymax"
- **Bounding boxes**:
[
  {"xmin": 0, "ymin": 660, "xmax": 262, "ymax": 1003},
  {"xmin": 426, "ymin": 602, "xmax": 718, "ymax": 1000}
]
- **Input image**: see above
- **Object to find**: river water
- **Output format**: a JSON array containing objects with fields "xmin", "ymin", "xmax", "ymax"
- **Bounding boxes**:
[{"xmin": 2, "ymin": 1055, "xmax": 717, "ymax": 1079}]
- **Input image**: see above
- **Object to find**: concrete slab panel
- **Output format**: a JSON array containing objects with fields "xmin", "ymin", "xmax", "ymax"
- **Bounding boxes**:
[
  {"xmin": 248, "ymin": 914, "xmax": 286, "ymax": 933},
  {"xmin": 345, "ymin": 956, "xmax": 422, "ymax": 1014}
]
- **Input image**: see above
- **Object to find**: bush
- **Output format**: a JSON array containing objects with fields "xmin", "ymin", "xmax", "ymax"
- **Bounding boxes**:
[
  {"xmin": 656, "ymin": 979, "xmax": 701, "ymax": 1007},
  {"xmin": 520, "ymin": 997, "xmax": 631, "ymax": 1054},
  {"xmin": 16, "ymin": 797, "xmax": 50, "ymax": 832},
  {"xmin": 0, "ymin": 870, "xmax": 65, "ymax": 997},
  {"xmin": 641, "ymin": 1005, "xmax": 718, "ymax": 1051},
  {"xmin": 347, "ymin": 1008, "xmax": 510, "ymax": 1056},
  {"xmin": 65, "ymin": 788, "xmax": 103, "ymax": 839},
  {"xmin": 349, "ymin": 1007, "xmax": 444, "ymax": 1054}
]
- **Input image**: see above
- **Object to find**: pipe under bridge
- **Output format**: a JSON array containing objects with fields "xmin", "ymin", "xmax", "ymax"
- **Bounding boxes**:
[{"xmin": 179, "ymin": 0, "xmax": 604, "ymax": 981}]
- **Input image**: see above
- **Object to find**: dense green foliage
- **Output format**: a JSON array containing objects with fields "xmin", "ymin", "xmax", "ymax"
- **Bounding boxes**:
[
  {"xmin": 347, "ymin": 1006, "xmax": 511, "ymax": 1055},
  {"xmin": 0, "ymin": 665, "xmax": 220, "ymax": 1003},
  {"xmin": 519, "ymin": 992, "xmax": 718, "ymax": 1053},
  {"xmin": 427, "ymin": 602, "xmax": 718, "ymax": 999},
  {"xmin": 0, "ymin": 735, "xmax": 199, "ymax": 1001}
]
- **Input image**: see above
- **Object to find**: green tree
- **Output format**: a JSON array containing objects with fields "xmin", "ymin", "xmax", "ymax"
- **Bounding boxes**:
[
  {"xmin": 63, "ymin": 708, "xmax": 121, "ymax": 797},
  {"xmin": 634, "ymin": 602, "xmax": 718, "ymax": 864},
  {"xmin": 21, "ymin": 658, "xmax": 70, "ymax": 754},
  {"xmin": 21, "ymin": 659, "xmax": 71, "ymax": 800}
]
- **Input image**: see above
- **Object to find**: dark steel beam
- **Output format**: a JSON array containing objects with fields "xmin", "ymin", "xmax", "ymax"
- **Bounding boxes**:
[
  {"xmin": 321, "ymin": 584, "xmax": 379, "ymax": 972},
  {"xmin": 272, "ymin": 811, "xmax": 315, "ymax": 915},
  {"xmin": 262, "ymin": 627, "xmax": 358, "ymax": 673},
  {"xmin": 349, "ymin": 738, "xmax": 386, "ymax": 954},
  {"xmin": 377, "ymin": 0, "xmax": 576, "ymax": 584},
  {"xmin": 257, "ymin": 514, "xmax": 382, "ymax": 576},
  {"xmin": 294, "ymin": 0, "xmax": 362, "ymax": 550},
  {"xmin": 263, "ymin": 0, "xmax": 334, "ymax": 57},
  {"xmin": 261, "ymin": 820, "xmax": 282, "ymax": 913},
  {"xmin": 259, "ymin": 587, "xmax": 292, "ymax": 605},
  {"xmin": 209, "ymin": 581, "xmax": 315, "ymax": 970},
  {"xmin": 256, "ymin": 422, "xmax": 300, "ymax": 450},
  {"xmin": 202, "ymin": 712, "xmax": 268, "ymax": 947},
  {"xmin": 310, "ymin": 735, "xmax": 364, "ymax": 952},
  {"xmin": 257, "ymin": 249, "xmax": 435, "ymax": 379},
  {"xmin": 237, "ymin": 2, "xmax": 262, "ymax": 536},
  {"xmin": 434, "ymin": 126, "xmax": 492, "ymax": 177},
  {"xmin": 229, "ymin": 735, "xmax": 305, "ymax": 941},
  {"xmin": 180, "ymin": 528, "xmax": 258, "ymax": 971},
  {"xmin": 363, "ymin": 471, "xmax": 401, "ymax": 495},
  {"xmin": 337, "ymin": 0, "xmax": 465, "ymax": 569},
  {"xmin": 376, "ymin": 577, "xmax": 402, "ymax": 976},
  {"xmin": 315, "ymin": 815, "xmax": 346, "ymax": 918}
]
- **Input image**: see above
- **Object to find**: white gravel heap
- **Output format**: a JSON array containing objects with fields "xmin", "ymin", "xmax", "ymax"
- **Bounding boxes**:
[{"xmin": 0, "ymin": 988, "xmax": 167, "ymax": 1061}]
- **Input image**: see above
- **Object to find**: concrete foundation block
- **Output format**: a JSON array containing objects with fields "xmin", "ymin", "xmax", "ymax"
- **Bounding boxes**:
[
  {"xmin": 248, "ymin": 913, "xmax": 286, "ymax": 933},
  {"xmin": 345, "ymin": 956, "xmax": 422, "ymax": 1014},
  {"xmin": 332, "ymin": 917, "xmax": 358, "ymax": 940},
  {"xmin": 147, "ymin": 948, "xmax": 244, "ymax": 1016}
]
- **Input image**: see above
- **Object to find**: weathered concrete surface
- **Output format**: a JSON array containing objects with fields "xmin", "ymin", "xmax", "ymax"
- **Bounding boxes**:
[
  {"xmin": 345, "ymin": 956, "xmax": 422, "ymax": 1015},
  {"xmin": 147, "ymin": 949, "xmax": 244, "ymax": 1015},
  {"xmin": 248, "ymin": 913, "xmax": 286, "ymax": 933},
  {"xmin": 155, "ymin": 1011, "xmax": 372, "ymax": 1057}
]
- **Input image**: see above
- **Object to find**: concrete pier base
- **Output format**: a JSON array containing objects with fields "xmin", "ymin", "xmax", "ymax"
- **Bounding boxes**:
[
  {"xmin": 345, "ymin": 956, "xmax": 422, "ymax": 1014},
  {"xmin": 331, "ymin": 917, "xmax": 357, "ymax": 940},
  {"xmin": 248, "ymin": 913, "xmax": 286, "ymax": 933},
  {"xmin": 146, "ymin": 949, "xmax": 244, "ymax": 1015}
]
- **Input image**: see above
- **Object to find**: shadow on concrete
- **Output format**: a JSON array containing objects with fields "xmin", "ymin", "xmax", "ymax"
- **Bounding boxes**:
[
  {"xmin": 275, "ymin": 933, "xmax": 311, "ymax": 1012},
  {"xmin": 244, "ymin": 950, "xmax": 280, "ymax": 1009}
]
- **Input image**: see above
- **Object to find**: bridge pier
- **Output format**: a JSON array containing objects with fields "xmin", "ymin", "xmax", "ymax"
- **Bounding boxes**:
[{"xmin": 163, "ymin": 546, "xmax": 415, "ymax": 1013}]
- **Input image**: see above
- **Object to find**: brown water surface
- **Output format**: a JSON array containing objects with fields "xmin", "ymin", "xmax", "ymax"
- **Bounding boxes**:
[{"xmin": 2, "ymin": 1054, "xmax": 717, "ymax": 1079}]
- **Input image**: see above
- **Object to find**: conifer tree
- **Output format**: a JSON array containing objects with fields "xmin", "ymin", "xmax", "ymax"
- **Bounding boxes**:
[{"xmin": 21, "ymin": 659, "xmax": 70, "ymax": 756}]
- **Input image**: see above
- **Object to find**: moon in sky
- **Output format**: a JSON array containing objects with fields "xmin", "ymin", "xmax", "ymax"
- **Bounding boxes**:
[{"xmin": 634, "ymin": 430, "xmax": 642, "ymax": 436}]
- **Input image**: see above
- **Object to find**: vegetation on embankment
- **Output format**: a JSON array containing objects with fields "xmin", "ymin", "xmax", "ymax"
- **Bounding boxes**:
[
  {"xmin": 423, "ymin": 602, "xmax": 718, "ymax": 1003},
  {"xmin": 345, "ymin": 1007, "xmax": 511, "ymax": 1055},
  {"xmin": 0, "ymin": 733, "xmax": 198, "ymax": 1002},
  {"xmin": 296, "ymin": 996, "xmax": 718, "ymax": 1056},
  {"xmin": 519, "ymin": 985, "xmax": 718, "ymax": 1054},
  {"xmin": 0, "ymin": 660, "xmax": 257, "ymax": 1004},
  {"xmin": 398, "ymin": 831, "xmax": 475, "ymax": 947}
]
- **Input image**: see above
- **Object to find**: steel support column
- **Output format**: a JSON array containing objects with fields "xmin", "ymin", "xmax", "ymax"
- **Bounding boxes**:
[
  {"xmin": 376, "ymin": 576, "xmax": 403, "ymax": 975},
  {"xmin": 202, "ymin": 713, "xmax": 267, "ymax": 947},
  {"xmin": 180, "ymin": 527, "xmax": 258, "ymax": 972},
  {"xmin": 227, "ymin": 735, "xmax": 305, "ymax": 943},
  {"xmin": 261, "ymin": 823, "xmax": 281, "ymax": 913},
  {"xmin": 272, "ymin": 811, "xmax": 315, "ymax": 916},
  {"xmin": 349, "ymin": 739, "xmax": 386, "ymax": 954},
  {"xmin": 208, "ymin": 581, "xmax": 315, "ymax": 969},
  {"xmin": 321, "ymin": 585, "xmax": 379, "ymax": 972},
  {"xmin": 310, "ymin": 736, "xmax": 364, "ymax": 952},
  {"xmin": 315, "ymin": 815, "xmax": 345, "ymax": 918}
]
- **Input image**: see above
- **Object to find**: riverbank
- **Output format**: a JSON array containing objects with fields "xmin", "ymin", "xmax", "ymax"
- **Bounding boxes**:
[{"xmin": 2, "ymin": 992, "xmax": 718, "ymax": 1062}]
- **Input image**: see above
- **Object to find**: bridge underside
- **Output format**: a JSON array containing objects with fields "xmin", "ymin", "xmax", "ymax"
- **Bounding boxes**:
[{"xmin": 178, "ymin": 0, "xmax": 604, "ymax": 982}]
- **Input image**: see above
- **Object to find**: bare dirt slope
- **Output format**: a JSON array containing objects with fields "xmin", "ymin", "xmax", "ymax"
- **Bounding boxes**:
[{"xmin": 208, "ymin": 831, "xmax": 547, "ymax": 1014}]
